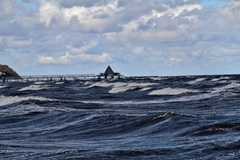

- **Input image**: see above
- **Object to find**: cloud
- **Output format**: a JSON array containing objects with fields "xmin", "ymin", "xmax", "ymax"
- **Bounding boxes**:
[
  {"xmin": 37, "ymin": 42, "xmax": 111, "ymax": 64},
  {"xmin": 1, "ymin": 0, "xmax": 240, "ymax": 75},
  {"xmin": 105, "ymin": 2, "xmax": 203, "ymax": 44},
  {"xmin": 0, "ymin": 0, "xmax": 16, "ymax": 16},
  {"xmin": 38, "ymin": 52, "xmax": 111, "ymax": 64},
  {"xmin": 38, "ymin": 0, "xmax": 122, "ymax": 32},
  {"xmin": 38, "ymin": 55, "xmax": 56, "ymax": 64},
  {"xmin": 77, "ymin": 52, "xmax": 111, "ymax": 63},
  {"xmin": 67, "ymin": 41, "xmax": 98, "ymax": 54}
]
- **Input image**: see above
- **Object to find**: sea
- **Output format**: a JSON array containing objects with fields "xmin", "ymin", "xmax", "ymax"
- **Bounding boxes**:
[{"xmin": 0, "ymin": 75, "xmax": 240, "ymax": 160}]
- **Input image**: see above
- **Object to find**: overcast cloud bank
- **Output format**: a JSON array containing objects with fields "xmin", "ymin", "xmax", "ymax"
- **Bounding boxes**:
[{"xmin": 0, "ymin": 0, "xmax": 240, "ymax": 76}]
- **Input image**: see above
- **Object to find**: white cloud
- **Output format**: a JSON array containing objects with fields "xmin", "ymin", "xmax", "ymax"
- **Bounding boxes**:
[
  {"xmin": 0, "ymin": 0, "xmax": 16, "ymax": 16},
  {"xmin": 37, "ymin": 42, "xmax": 111, "ymax": 64},
  {"xmin": 0, "ymin": 36, "xmax": 32, "ymax": 48},
  {"xmin": 38, "ymin": 0, "xmax": 122, "ymax": 32},
  {"xmin": 38, "ymin": 55, "xmax": 55, "ymax": 64},
  {"xmin": 105, "ymin": 3, "xmax": 203, "ymax": 44},
  {"xmin": 67, "ymin": 41, "xmax": 98, "ymax": 54},
  {"xmin": 169, "ymin": 4, "xmax": 202, "ymax": 18},
  {"xmin": 1, "ymin": 0, "xmax": 240, "ymax": 75},
  {"xmin": 132, "ymin": 47, "xmax": 145, "ymax": 55},
  {"xmin": 38, "ymin": 1, "xmax": 59, "ymax": 27},
  {"xmin": 38, "ymin": 52, "xmax": 111, "ymax": 64},
  {"xmin": 77, "ymin": 52, "xmax": 111, "ymax": 63}
]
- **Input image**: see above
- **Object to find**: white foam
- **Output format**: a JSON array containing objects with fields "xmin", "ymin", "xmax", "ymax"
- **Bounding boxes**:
[
  {"xmin": 169, "ymin": 93, "xmax": 215, "ymax": 102},
  {"xmin": 0, "ymin": 103, "xmax": 77, "ymax": 115},
  {"xmin": 211, "ymin": 76, "xmax": 231, "ymax": 82},
  {"xmin": 108, "ymin": 82, "xmax": 157, "ymax": 93},
  {"xmin": 0, "ymin": 85, "xmax": 6, "ymax": 89},
  {"xmin": 19, "ymin": 85, "xmax": 50, "ymax": 91},
  {"xmin": 81, "ymin": 92, "xmax": 216, "ymax": 105},
  {"xmin": 148, "ymin": 87, "xmax": 198, "ymax": 95},
  {"xmin": 0, "ymin": 104, "xmax": 47, "ymax": 115},
  {"xmin": 108, "ymin": 83, "xmax": 133, "ymax": 94},
  {"xmin": 0, "ymin": 96, "xmax": 55, "ymax": 107},
  {"xmin": 89, "ymin": 81, "xmax": 158, "ymax": 94},
  {"xmin": 211, "ymin": 82, "xmax": 240, "ymax": 94},
  {"xmin": 187, "ymin": 78, "xmax": 206, "ymax": 84},
  {"xmin": 90, "ymin": 82, "xmax": 114, "ymax": 87},
  {"xmin": 55, "ymin": 82, "xmax": 65, "ymax": 85},
  {"xmin": 127, "ymin": 82, "xmax": 156, "ymax": 87},
  {"xmin": 34, "ymin": 81, "xmax": 46, "ymax": 85},
  {"xmin": 140, "ymin": 87, "xmax": 152, "ymax": 91},
  {"xmin": 151, "ymin": 77, "xmax": 167, "ymax": 81},
  {"xmin": 109, "ymin": 86, "xmax": 134, "ymax": 93}
]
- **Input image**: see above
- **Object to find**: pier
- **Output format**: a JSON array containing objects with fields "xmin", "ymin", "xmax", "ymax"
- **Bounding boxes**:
[
  {"xmin": 1, "ymin": 74, "xmax": 98, "ymax": 82},
  {"xmin": 0, "ymin": 66, "xmax": 126, "ymax": 82}
]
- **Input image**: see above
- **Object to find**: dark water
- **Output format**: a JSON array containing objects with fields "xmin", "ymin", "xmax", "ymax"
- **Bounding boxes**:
[{"xmin": 0, "ymin": 75, "xmax": 240, "ymax": 159}]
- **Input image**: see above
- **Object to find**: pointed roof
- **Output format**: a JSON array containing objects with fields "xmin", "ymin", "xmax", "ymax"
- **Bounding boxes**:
[{"xmin": 104, "ymin": 65, "xmax": 114, "ymax": 75}]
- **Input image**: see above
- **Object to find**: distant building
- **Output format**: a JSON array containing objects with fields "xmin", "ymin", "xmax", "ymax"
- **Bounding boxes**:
[{"xmin": 99, "ymin": 66, "xmax": 121, "ymax": 79}]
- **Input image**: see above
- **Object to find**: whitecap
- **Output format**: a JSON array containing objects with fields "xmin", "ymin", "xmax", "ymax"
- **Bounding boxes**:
[
  {"xmin": 56, "ymin": 82, "xmax": 65, "ymax": 85},
  {"xmin": 140, "ymin": 87, "xmax": 152, "ymax": 91},
  {"xmin": 151, "ymin": 77, "xmax": 168, "ymax": 81},
  {"xmin": 211, "ymin": 76, "xmax": 231, "ymax": 82},
  {"xmin": 109, "ymin": 86, "xmax": 133, "ymax": 94},
  {"xmin": 81, "ymin": 92, "xmax": 214, "ymax": 105},
  {"xmin": 169, "ymin": 93, "xmax": 216, "ymax": 102},
  {"xmin": 0, "ymin": 85, "xmax": 7, "ymax": 89},
  {"xmin": 0, "ymin": 95, "xmax": 55, "ymax": 107},
  {"xmin": 187, "ymin": 78, "xmax": 206, "ymax": 84},
  {"xmin": 86, "ymin": 95, "xmax": 198, "ymax": 106},
  {"xmin": 19, "ymin": 85, "xmax": 50, "ymax": 91},
  {"xmin": 90, "ymin": 81, "xmax": 114, "ymax": 88},
  {"xmin": 0, "ymin": 103, "xmax": 78, "ymax": 115},
  {"xmin": 148, "ymin": 87, "xmax": 198, "ymax": 95},
  {"xmin": 34, "ymin": 81, "xmax": 46, "ymax": 85},
  {"xmin": 211, "ymin": 82, "xmax": 240, "ymax": 94},
  {"xmin": 89, "ymin": 81, "xmax": 158, "ymax": 94},
  {"xmin": 0, "ymin": 104, "xmax": 47, "ymax": 115},
  {"xmin": 108, "ymin": 82, "xmax": 157, "ymax": 94}
]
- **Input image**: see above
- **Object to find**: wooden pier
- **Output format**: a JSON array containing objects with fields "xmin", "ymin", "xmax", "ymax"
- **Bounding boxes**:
[
  {"xmin": 0, "ymin": 66, "xmax": 128, "ymax": 82},
  {"xmin": 1, "ymin": 74, "xmax": 98, "ymax": 82}
]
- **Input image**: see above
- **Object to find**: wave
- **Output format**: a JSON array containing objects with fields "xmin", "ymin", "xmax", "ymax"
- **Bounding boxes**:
[
  {"xmin": 79, "ymin": 91, "xmax": 216, "ymax": 105},
  {"xmin": 148, "ymin": 87, "xmax": 198, "ymax": 95},
  {"xmin": 89, "ymin": 81, "xmax": 158, "ymax": 94},
  {"xmin": 187, "ymin": 122, "xmax": 240, "ymax": 136},
  {"xmin": 0, "ymin": 84, "xmax": 7, "ymax": 89},
  {"xmin": 43, "ymin": 111, "xmax": 176, "ymax": 140},
  {"xmin": 18, "ymin": 84, "xmax": 52, "ymax": 91},
  {"xmin": 0, "ymin": 104, "xmax": 48, "ymax": 116},
  {"xmin": 187, "ymin": 78, "xmax": 206, "ymax": 84},
  {"xmin": 34, "ymin": 81, "xmax": 46, "ymax": 85},
  {"xmin": 1, "ymin": 75, "xmax": 240, "ymax": 159},
  {"xmin": 0, "ymin": 96, "xmax": 56, "ymax": 107},
  {"xmin": 211, "ymin": 82, "xmax": 240, "ymax": 94},
  {"xmin": 211, "ymin": 76, "xmax": 232, "ymax": 82}
]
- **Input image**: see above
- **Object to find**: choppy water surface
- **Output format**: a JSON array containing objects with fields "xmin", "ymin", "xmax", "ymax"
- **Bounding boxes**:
[{"xmin": 0, "ymin": 75, "xmax": 240, "ymax": 159}]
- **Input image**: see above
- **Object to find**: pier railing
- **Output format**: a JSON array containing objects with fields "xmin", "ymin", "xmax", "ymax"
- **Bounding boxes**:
[
  {"xmin": 0, "ymin": 74, "xmax": 129, "ymax": 82},
  {"xmin": 1, "ymin": 74, "xmax": 97, "ymax": 82}
]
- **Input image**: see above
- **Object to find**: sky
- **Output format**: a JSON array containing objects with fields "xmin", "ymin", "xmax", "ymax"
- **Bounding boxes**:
[{"xmin": 0, "ymin": 0, "xmax": 240, "ymax": 76}]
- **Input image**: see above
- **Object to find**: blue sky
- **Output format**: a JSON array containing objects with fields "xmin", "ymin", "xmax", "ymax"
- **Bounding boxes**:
[
  {"xmin": 201, "ymin": 0, "xmax": 229, "ymax": 7},
  {"xmin": 0, "ymin": 0, "xmax": 240, "ymax": 76}
]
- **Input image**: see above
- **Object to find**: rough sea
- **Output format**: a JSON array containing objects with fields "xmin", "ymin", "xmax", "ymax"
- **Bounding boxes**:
[{"xmin": 0, "ymin": 75, "xmax": 240, "ymax": 160}]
